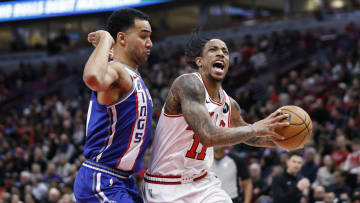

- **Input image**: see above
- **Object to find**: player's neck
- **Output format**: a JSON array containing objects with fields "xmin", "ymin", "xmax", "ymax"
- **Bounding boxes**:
[
  {"xmin": 200, "ymin": 73, "xmax": 222, "ymax": 102},
  {"xmin": 113, "ymin": 49, "xmax": 139, "ymax": 71}
]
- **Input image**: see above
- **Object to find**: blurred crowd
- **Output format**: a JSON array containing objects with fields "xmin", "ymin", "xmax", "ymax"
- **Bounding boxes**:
[{"xmin": 0, "ymin": 20, "xmax": 360, "ymax": 203}]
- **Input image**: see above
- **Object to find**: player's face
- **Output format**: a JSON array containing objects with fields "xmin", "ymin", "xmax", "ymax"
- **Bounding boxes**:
[
  {"xmin": 286, "ymin": 155, "xmax": 303, "ymax": 175},
  {"xmin": 198, "ymin": 39, "xmax": 230, "ymax": 82},
  {"xmin": 126, "ymin": 19, "xmax": 152, "ymax": 66}
]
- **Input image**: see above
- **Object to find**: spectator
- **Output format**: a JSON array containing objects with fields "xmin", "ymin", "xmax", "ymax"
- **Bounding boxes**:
[
  {"xmin": 43, "ymin": 162, "xmax": 62, "ymax": 188},
  {"xmin": 300, "ymin": 147, "xmax": 319, "ymax": 183},
  {"xmin": 312, "ymin": 154, "xmax": 335, "ymax": 188},
  {"xmin": 16, "ymin": 171, "xmax": 31, "ymax": 201},
  {"xmin": 331, "ymin": 135, "xmax": 350, "ymax": 167},
  {"xmin": 338, "ymin": 192, "xmax": 351, "ymax": 203},
  {"xmin": 52, "ymin": 134, "xmax": 75, "ymax": 163},
  {"xmin": 30, "ymin": 163, "xmax": 43, "ymax": 181},
  {"xmin": 266, "ymin": 165, "xmax": 283, "ymax": 187},
  {"xmin": 45, "ymin": 187, "xmax": 61, "ymax": 203},
  {"xmin": 324, "ymin": 191, "xmax": 336, "ymax": 203},
  {"xmin": 56, "ymin": 154, "xmax": 72, "ymax": 179},
  {"xmin": 310, "ymin": 185, "xmax": 326, "ymax": 203},
  {"xmin": 353, "ymin": 188, "xmax": 360, "ymax": 203},
  {"xmin": 31, "ymin": 147, "xmax": 47, "ymax": 172},
  {"xmin": 249, "ymin": 162, "xmax": 270, "ymax": 203},
  {"xmin": 343, "ymin": 138, "xmax": 360, "ymax": 174},
  {"xmin": 272, "ymin": 151, "xmax": 310, "ymax": 203},
  {"xmin": 328, "ymin": 169, "xmax": 352, "ymax": 198},
  {"xmin": 30, "ymin": 176, "xmax": 48, "ymax": 202}
]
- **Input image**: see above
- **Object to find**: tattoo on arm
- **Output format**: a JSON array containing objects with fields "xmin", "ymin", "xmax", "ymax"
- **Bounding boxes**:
[
  {"xmin": 164, "ymin": 83, "xmax": 182, "ymax": 114},
  {"xmin": 245, "ymin": 136, "xmax": 277, "ymax": 148},
  {"xmin": 174, "ymin": 75, "xmax": 255, "ymax": 147}
]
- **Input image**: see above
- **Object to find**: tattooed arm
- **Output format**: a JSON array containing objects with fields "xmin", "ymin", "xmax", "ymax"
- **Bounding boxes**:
[
  {"xmin": 230, "ymin": 98, "xmax": 277, "ymax": 148},
  {"xmin": 164, "ymin": 74, "xmax": 287, "ymax": 147}
]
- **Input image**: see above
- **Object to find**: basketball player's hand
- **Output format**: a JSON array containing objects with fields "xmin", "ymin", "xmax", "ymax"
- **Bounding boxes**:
[
  {"xmin": 297, "ymin": 178, "xmax": 310, "ymax": 191},
  {"xmin": 251, "ymin": 109, "xmax": 289, "ymax": 140},
  {"xmin": 87, "ymin": 30, "xmax": 115, "ymax": 48}
]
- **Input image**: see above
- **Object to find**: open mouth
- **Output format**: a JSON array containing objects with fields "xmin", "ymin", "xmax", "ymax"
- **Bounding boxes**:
[{"xmin": 213, "ymin": 61, "xmax": 224, "ymax": 70}]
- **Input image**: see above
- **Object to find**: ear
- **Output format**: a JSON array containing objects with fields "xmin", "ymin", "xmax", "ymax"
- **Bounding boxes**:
[
  {"xmin": 116, "ymin": 32, "xmax": 126, "ymax": 46},
  {"xmin": 195, "ymin": 57, "xmax": 202, "ymax": 68}
]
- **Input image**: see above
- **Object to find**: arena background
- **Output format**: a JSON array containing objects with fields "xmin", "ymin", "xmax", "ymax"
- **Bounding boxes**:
[{"xmin": 0, "ymin": 0, "xmax": 359, "ymax": 202}]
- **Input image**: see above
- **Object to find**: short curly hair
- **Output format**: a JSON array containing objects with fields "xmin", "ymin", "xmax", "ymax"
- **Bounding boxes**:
[{"xmin": 106, "ymin": 8, "xmax": 150, "ymax": 41}]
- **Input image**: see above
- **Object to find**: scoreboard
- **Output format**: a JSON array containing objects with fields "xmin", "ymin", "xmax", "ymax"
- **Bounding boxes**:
[{"xmin": 0, "ymin": 0, "xmax": 171, "ymax": 22}]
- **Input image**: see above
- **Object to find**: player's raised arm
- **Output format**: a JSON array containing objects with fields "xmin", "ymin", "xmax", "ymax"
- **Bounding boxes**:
[
  {"xmin": 229, "ymin": 98, "xmax": 278, "ymax": 148},
  {"xmin": 83, "ymin": 30, "xmax": 131, "ymax": 92},
  {"xmin": 170, "ymin": 74, "xmax": 288, "ymax": 147}
]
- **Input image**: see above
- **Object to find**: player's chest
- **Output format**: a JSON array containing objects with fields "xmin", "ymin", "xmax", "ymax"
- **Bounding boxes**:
[{"xmin": 206, "ymin": 102, "xmax": 230, "ymax": 128}]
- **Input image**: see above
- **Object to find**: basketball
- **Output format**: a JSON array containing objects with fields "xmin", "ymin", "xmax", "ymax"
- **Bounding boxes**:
[{"xmin": 273, "ymin": 105, "xmax": 312, "ymax": 151}]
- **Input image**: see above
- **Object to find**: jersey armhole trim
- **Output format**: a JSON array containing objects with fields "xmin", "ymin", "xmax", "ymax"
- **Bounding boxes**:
[{"xmin": 106, "ymin": 77, "xmax": 136, "ymax": 107}]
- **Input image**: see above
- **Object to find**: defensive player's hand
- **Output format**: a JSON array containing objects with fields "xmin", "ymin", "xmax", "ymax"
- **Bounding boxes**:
[
  {"xmin": 87, "ymin": 30, "xmax": 114, "ymax": 48},
  {"xmin": 251, "ymin": 109, "xmax": 289, "ymax": 140}
]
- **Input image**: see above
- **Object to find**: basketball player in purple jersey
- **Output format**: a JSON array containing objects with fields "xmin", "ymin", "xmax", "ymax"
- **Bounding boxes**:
[{"xmin": 74, "ymin": 8, "xmax": 153, "ymax": 203}]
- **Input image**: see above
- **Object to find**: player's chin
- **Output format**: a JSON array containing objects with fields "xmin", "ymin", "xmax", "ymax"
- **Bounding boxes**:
[{"xmin": 210, "ymin": 73, "xmax": 223, "ymax": 81}]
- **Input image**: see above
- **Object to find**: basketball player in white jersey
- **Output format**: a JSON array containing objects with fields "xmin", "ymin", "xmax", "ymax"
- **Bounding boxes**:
[{"xmin": 142, "ymin": 32, "xmax": 289, "ymax": 203}]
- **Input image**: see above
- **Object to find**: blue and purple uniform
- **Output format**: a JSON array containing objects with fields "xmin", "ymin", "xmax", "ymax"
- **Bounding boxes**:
[{"xmin": 74, "ymin": 66, "xmax": 152, "ymax": 203}]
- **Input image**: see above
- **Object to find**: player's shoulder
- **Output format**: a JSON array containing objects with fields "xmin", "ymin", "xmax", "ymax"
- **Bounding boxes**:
[
  {"xmin": 172, "ymin": 72, "xmax": 203, "ymax": 89},
  {"xmin": 110, "ymin": 61, "xmax": 140, "ymax": 78},
  {"xmin": 228, "ymin": 96, "xmax": 241, "ymax": 113},
  {"xmin": 174, "ymin": 72, "xmax": 198, "ymax": 82}
]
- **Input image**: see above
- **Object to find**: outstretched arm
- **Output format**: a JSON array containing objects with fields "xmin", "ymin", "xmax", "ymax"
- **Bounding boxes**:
[
  {"xmin": 230, "ymin": 98, "xmax": 278, "ymax": 148},
  {"xmin": 166, "ymin": 74, "xmax": 287, "ymax": 147}
]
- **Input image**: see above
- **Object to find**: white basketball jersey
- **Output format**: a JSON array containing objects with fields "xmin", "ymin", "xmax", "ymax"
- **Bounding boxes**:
[{"xmin": 147, "ymin": 72, "xmax": 232, "ymax": 177}]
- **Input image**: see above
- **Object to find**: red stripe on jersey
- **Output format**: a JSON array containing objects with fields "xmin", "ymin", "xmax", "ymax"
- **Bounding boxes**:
[
  {"xmin": 193, "ymin": 172, "xmax": 208, "ymax": 181},
  {"xmin": 144, "ymin": 179, "xmax": 181, "ymax": 185},
  {"xmin": 163, "ymin": 112, "xmax": 183, "ymax": 117},
  {"xmin": 146, "ymin": 173, "xmax": 181, "ymax": 178}
]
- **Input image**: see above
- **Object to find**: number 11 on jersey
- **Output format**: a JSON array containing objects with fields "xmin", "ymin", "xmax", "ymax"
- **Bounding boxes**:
[{"xmin": 186, "ymin": 134, "xmax": 207, "ymax": 160}]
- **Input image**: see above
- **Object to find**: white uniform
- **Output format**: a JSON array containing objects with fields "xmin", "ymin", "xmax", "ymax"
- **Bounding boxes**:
[{"xmin": 142, "ymin": 72, "xmax": 233, "ymax": 203}]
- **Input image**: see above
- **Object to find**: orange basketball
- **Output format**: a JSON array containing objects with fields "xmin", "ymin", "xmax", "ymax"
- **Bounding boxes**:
[{"xmin": 273, "ymin": 105, "xmax": 312, "ymax": 151}]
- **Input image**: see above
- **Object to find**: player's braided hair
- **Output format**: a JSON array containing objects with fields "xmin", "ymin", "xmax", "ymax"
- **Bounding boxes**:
[{"xmin": 185, "ymin": 28, "xmax": 209, "ymax": 69}]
